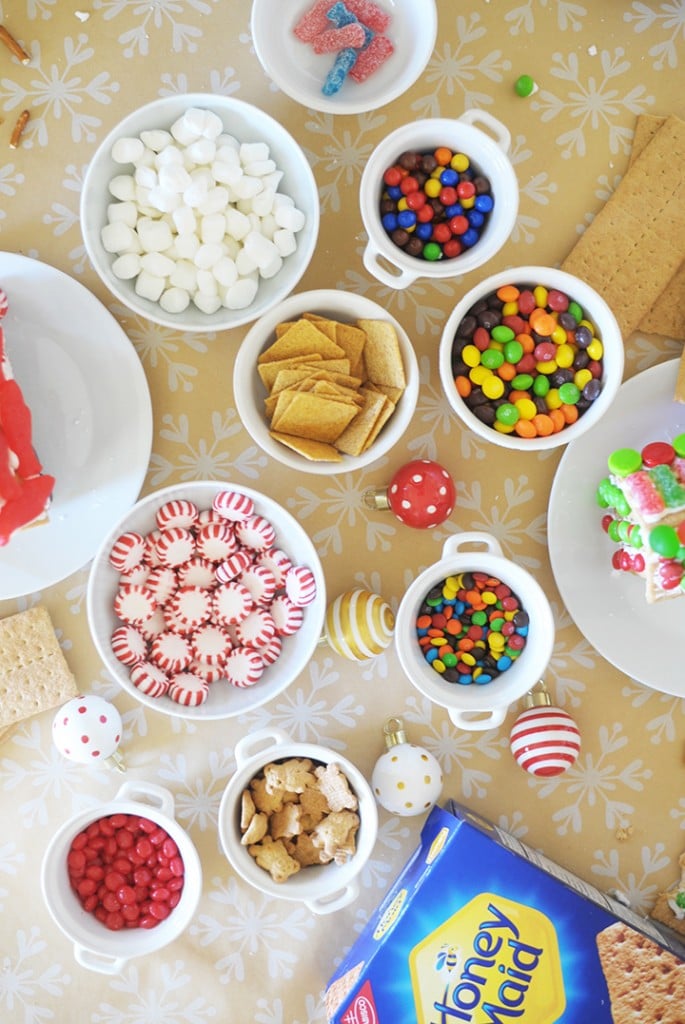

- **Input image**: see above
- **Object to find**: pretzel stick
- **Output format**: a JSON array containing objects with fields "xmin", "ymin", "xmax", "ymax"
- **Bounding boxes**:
[
  {"xmin": 9, "ymin": 110, "xmax": 29, "ymax": 149},
  {"xmin": 0, "ymin": 26, "xmax": 30, "ymax": 65}
]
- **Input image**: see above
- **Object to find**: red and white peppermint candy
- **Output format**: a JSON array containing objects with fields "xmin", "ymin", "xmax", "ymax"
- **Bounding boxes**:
[
  {"xmin": 213, "ymin": 489, "xmax": 254, "ymax": 522},
  {"xmin": 215, "ymin": 549, "xmax": 252, "ymax": 583},
  {"xmin": 269, "ymin": 594, "xmax": 304, "ymax": 636},
  {"xmin": 194, "ymin": 508, "xmax": 225, "ymax": 530},
  {"xmin": 168, "ymin": 671, "xmax": 209, "ymax": 707},
  {"xmin": 239, "ymin": 564, "xmax": 277, "ymax": 607},
  {"xmin": 191, "ymin": 622, "xmax": 232, "ymax": 665},
  {"xmin": 150, "ymin": 631, "xmax": 193, "ymax": 673},
  {"xmin": 109, "ymin": 531, "xmax": 146, "ymax": 573},
  {"xmin": 195, "ymin": 521, "xmax": 237, "ymax": 562},
  {"xmin": 0, "ymin": 288, "xmax": 8, "ymax": 320},
  {"xmin": 285, "ymin": 565, "xmax": 317, "ymax": 607},
  {"xmin": 156, "ymin": 498, "xmax": 199, "ymax": 530},
  {"xmin": 155, "ymin": 527, "xmax": 196, "ymax": 568},
  {"xmin": 145, "ymin": 566, "xmax": 178, "ymax": 606},
  {"xmin": 212, "ymin": 582, "xmax": 255, "ymax": 626},
  {"xmin": 111, "ymin": 624, "xmax": 148, "ymax": 666},
  {"xmin": 142, "ymin": 530, "xmax": 164, "ymax": 567},
  {"xmin": 119, "ymin": 564, "xmax": 150, "ymax": 587},
  {"xmin": 177, "ymin": 556, "xmax": 217, "ymax": 589},
  {"xmin": 235, "ymin": 514, "xmax": 276, "ymax": 552},
  {"xmin": 130, "ymin": 661, "xmax": 170, "ymax": 698},
  {"xmin": 234, "ymin": 609, "xmax": 276, "ymax": 649},
  {"xmin": 187, "ymin": 658, "xmax": 225, "ymax": 684},
  {"xmin": 224, "ymin": 646, "xmax": 263, "ymax": 687},
  {"xmin": 167, "ymin": 585, "xmax": 213, "ymax": 630},
  {"xmin": 163, "ymin": 603, "xmax": 193, "ymax": 636},
  {"xmin": 260, "ymin": 633, "xmax": 282, "ymax": 666},
  {"xmin": 137, "ymin": 606, "xmax": 166, "ymax": 641},
  {"xmin": 114, "ymin": 584, "xmax": 156, "ymax": 625},
  {"xmin": 255, "ymin": 548, "xmax": 292, "ymax": 586}
]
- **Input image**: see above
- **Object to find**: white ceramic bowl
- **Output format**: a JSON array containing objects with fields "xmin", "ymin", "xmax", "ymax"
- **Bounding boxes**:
[
  {"xmin": 218, "ymin": 728, "xmax": 378, "ymax": 914},
  {"xmin": 86, "ymin": 481, "xmax": 326, "ymax": 720},
  {"xmin": 233, "ymin": 288, "xmax": 419, "ymax": 475},
  {"xmin": 438, "ymin": 266, "xmax": 624, "ymax": 451},
  {"xmin": 80, "ymin": 93, "xmax": 320, "ymax": 331},
  {"xmin": 40, "ymin": 781, "xmax": 202, "ymax": 975},
  {"xmin": 250, "ymin": 0, "xmax": 437, "ymax": 116},
  {"xmin": 394, "ymin": 532, "xmax": 555, "ymax": 731},
  {"xmin": 360, "ymin": 110, "xmax": 519, "ymax": 290}
]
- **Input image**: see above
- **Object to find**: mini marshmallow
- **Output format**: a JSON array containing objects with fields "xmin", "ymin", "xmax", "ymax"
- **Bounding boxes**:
[
  {"xmin": 211, "ymin": 158, "xmax": 243, "ymax": 187},
  {"xmin": 196, "ymin": 268, "xmax": 219, "ymax": 297},
  {"xmin": 148, "ymin": 188, "xmax": 181, "ymax": 214},
  {"xmin": 155, "ymin": 144, "xmax": 185, "ymax": 167},
  {"xmin": 101, "ymin": 221, "xmax": 137, "ymax": 253},
  {"xmin": 159, "ymin": 163, "xmax": 192, "ymax": 194},
  {"xmin": 244, "ymin": 159, "xmax": 277, "ymax": 177},
  {"xmin": 185, "ymin": 138, "xmax": 216, "ymax": 165},
  {"xmin": 183, "ymin": 180, "xmax": 209, "ymax": 208},
  {"xmin": 159, "ymin": 286, "xmax": 190, "ymax": 313},
  {"xmin": 198, "ymin": 186, "xmax": 231, "ymax": 216},
  {"xmin": 140, "ymin": 128, "xmax": 173, "ymax": 152},
  {"xmin": 140, "ymin": 251, "xmax": 176, "ymax": 277},
  {"xmin": 112, "ymin": 136, "xmax": 145, "ymax": 164},
  {"xmin": 193, "ymin": 291, "xmax": 222, "ymax": 314},
  {"xmin": 274, "ymin": 204, "xmax": 306, "ymax": 232},
  {"xmin": 273, "ymin": 228, "xmax": 297, "ymax": 257},
  {"xmin": 169, "ymin": 259, "xmax": 198, "ymax": 291},
  {"xmin": 170, "ymin": 112, "xmax": 203, "ymax": 146},
  {"xmin": 172, "ymin": 205, "xmax": 197, "ymax": 235},
  {"xmin": 239, "ymin": 142, "xmax": 270, "ymax": 164},
  {"xmin": 135, "ymin": 269, "xmax": 166, "ymax": 301},
  {"xmin": 243, "ymin": 230, "xmax": 279, "ymax": 269},
  {"xmin": 216, "ymin": 133, "xmax": 240, "ymax": 151},
  {"xmin": 112, "ymin": 253, "xmax": 142, "ymax": 279},
  {"xmin": 234, "ymin": 247, "xmax": 259, "ymax": 276},
  {"xmin": 250, "ymin": 189, "xmax": 276, "ymax": 217},
  {"xmin": 137, "ymin": 217, "xmax": 174, "ymax": 253},
  {"xmin": 107, "ymin": 200, "xmax": 138, "ymax": 227},
  {"xmin": 134, "ymin": 165, "xmax": 158, "ymax": 189},
  {"xmin": 201, "ymin": 212, "xmax": 226, "ymax": 244},
  {"xmin": 232, "ymin": 175, "xmax": 263, "ymax": 201},
  {"xmin": 194, "ymin": 242, "xmax": 225, "ymax": 270},
  {"xmin": 212, "ymin": 256, "xmax": 238, "ymax": 288},
  {"xmin": 259, "ymin": 253, "xmax": 284, "ymax": 280},
  {"xmin": 109, "ymin": 174, "xmax": 136, "ymax": 201},
  {"xmin": 259, "ymin": 213, "xmax": 277, "ymax": 240},
  {"xmin": 174, "ymin": 232, "xmax": 201, "ymax": 260},
  {"xmin": 223, "ymin": 278, "xmax": 259, "ymax": 309}
]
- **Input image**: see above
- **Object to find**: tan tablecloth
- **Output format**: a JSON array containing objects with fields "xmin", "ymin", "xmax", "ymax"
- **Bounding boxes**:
[{"xmin": 1, "ymin": 2, "xmax": 684, "ymax": 1021}]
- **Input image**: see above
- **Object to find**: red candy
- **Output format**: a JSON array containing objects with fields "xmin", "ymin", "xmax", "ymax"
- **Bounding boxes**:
[{"xmin": 67, "ymin": 814, "xmax": 184, "ymax": 931}]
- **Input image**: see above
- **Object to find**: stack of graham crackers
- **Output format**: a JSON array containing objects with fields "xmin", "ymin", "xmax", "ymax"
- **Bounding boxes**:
[
  {"xmin": 561, "ymin": 113, "xmax": 685, "ymax": 394},
  {"xmin": 0, "ymin": 606, "xmax": 78, "ymax": 743}
]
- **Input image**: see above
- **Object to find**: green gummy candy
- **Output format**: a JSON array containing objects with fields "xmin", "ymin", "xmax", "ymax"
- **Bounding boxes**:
[{"xmin": 608, "ymin": 447, "xmax": 642, "ymax": 477}]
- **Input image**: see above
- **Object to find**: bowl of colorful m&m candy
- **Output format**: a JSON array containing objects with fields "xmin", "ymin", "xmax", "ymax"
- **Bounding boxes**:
[
  {"xmin": 360, "ymin": 110, "xmax": 519, "ymax": 290},
  {"xmin": 40, "ymin": 781, "xmax": 202, "ymax": 974},
  {"xmin": 438, "ymin": 266, "xmax": 624, "ymax": 450},
  {"xmin": 394, "ymin": 532, "xmax": 555, "ymax": 731}
]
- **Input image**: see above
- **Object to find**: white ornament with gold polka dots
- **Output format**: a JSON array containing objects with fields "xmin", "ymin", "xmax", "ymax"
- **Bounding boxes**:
[{"xmin": 371, "ymin": 717, "xmax": 443, "ymax": 816}]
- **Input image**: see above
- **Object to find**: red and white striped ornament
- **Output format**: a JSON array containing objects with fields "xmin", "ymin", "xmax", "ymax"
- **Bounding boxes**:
[{"xmin": 509, "ymin": 686, "xmax": 581, "ymax": 777}]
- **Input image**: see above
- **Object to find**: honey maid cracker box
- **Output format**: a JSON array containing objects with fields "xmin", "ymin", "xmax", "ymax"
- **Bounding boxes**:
[{"xmin": 324, "ymin": 801, "xmax": 685, "ymax": 1024}]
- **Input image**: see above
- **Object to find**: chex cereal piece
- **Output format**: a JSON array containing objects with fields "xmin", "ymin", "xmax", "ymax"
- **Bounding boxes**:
[
  {"xmin": 269, "ymin": 802, "xmax": 302, "ymax": 840},
  {"xmin": 241, "ymin": 809, "xmax": 269, "ymax": 845},
  {"xmin": 111, "ymin": 624, "xmax": 147, "ymax": 667},
  {"xmin": 239, "ymin": 564, "xmax": 277, "ymax": 606},
  {"xmin": 144, "ymin": 566, "xmax": 178, "ymax": 606},
  {"xmin": 212, "ymin": 581, "xmax": 255, "ymax": 626},
  {"xmin": 213, "ymin": 489, "xmax": 254, "ymax": 522},
  {"xmin": 155, "ymin": 526, "xmax": 196, "ymax": 568},
  {"xmin": 191, "ymin": 621, "xmax": 231, "ymax": 665},
  {"xmin": 177, "ymin": 556, "xmax": 217, "ymax": 589},
  {"xmin": 150, "ymin": 631, "xmax": 193, "ymax": 673},
  {"xmin": 311, "ymin": 810, "xmax": 360, "ymax": 864},
  {"xmin": 234, "ymin": 609, "xmax": 276, "ymax": 649},
  {"xmin": 168, "ymin": 671, "xmax": 209, "ymax": 707},
  {"xmin": 235, "ymin": 514, "xmax": 277, "ymax": 552},
  {"xmin": 195, "ymin": 521, "xmax": 237, "ymax": 562},
  {"xmin": 130, "ymin": 661, "xmax": 170, "ymax": 698},
  {"xmin": 167, "ymin": 585, "xmax": 213, "ymax": 630},
  {"xmin": 114, "ymin": 584, "xmax": 156, "ymax": 624},
  {"xmin": 247, "ymin": 836, "xmax": 300, "ymax": 883},
  {"xmin": 119, "ymin": 564, "xmax": 150, "ymax": 587},
  {"xmin": 109, "ymin": 530, "xmax": 146, "ymax": 572},
  {"xmin": 260, "ymin": 633, "xmax": 282, "ymax": 666},
  {"xmin": 256, "ymin": 548, "xmax": 292, "ymax": 586},
  {"xmin": 285, "ymin": 565, "xmax": 317, "ymax": 606},
  {"xmin": 215, "ymin": 549, "xmax": 253, "ymax": 583},
  {"xmin": 314, "ymin": 762, "xmax": 359, "ymax": 812},
  {"xmin": 264, "ymin": 757, "xmax": 315, "ymax": 795},
  {"xmin": 156, "ymin": 498, "xmax": 199, "ymax": 530},
  {"xmin": 269, "ymin": 594, "xmax": 304, "ymax": 636},
  {"xmin": 224, "ymin": 646, "xmax": 263, "ymax": 687}
]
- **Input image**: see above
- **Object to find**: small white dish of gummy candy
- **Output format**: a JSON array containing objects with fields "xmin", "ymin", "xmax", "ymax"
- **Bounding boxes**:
[
  {"xmin": 250, "ymin": 0, "xmax": 438, "ymax": 116},
  {"xmin": 80, "ymin": 94, "xmax": 320, "ymax": 332}
]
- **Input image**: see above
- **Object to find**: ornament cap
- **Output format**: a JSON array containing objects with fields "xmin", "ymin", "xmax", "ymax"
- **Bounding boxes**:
[
  {"xmin": 522, "ymin": 679, "xmax": 553, "ymax": 709},
  {"xmin": 362, "ymin": 487, "xmax": 390, "ymax": 511},
  {"xmin": 382, "ymin": 716, "xmax": 407, "ymax": 749}
]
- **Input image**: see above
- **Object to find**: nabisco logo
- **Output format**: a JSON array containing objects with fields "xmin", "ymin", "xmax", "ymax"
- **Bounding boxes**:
[{"xmin": 341, "ymin": 982, "xmax": 378, "ymax": 1024}]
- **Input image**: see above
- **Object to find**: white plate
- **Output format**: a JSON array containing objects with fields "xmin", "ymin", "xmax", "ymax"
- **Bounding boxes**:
[
  {"xmin": 250, "ymin": 0, "xmax": 437, "ymax": 116},
  {"xmin": 0, "ymin": 252, "xmax": 152, "ymax": 599},
  {"xmin": 548, "ymin": 358, "xmax": 685, "ymax": 695}
]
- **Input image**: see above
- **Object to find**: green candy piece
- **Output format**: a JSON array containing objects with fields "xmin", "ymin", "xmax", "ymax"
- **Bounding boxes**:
[
  {"xmin": 650, "ymin": 463, "xmax": 685, "ymax": 507},
  {"xmin": 628, "ymin": 525, "xmax": 643, "ymax": 549},
  {"xmin": 649, "ymin": 524, "xmax": 680, "ymax": 558},
  {"xmin": 676, "ymin": 891, "xmax": 685, "ymax": 909},
  {"xmin": 496, "ymin": 402, "xmax": 519, "ymax": 425},
  {"xmin": 423, "ymin": 242, "xmax": 443, "ymax": 261},
  {"xmin": 512, "ymin": 373, "xmax": 534, "ymax": 390},
  {"xmin": 442, "ymin": 652, "xmax": 457, "ymax": 668},
  {"xmin": 607, "ymin": 520, "xmax": 622, "ymax": 542},
  {"xmin": 673, "ymin": 432, "xmax": 685, "ymax": 457},
  {"xmin": 568, "ymin": 300, "xmax": 583, "ymax": 323},
  {"xmin": 471, "ymin": 610, "xmax": 488, "ymax": 625},
  {"xmin": 514, "ymin": 74, "xmax": 536, "ymax": 98},
  {"xmin": 533, "ymin": 374, "xmax": 550, "ymax": 397},
  {"xmin": 481, "ymin": 347, "xmax": 505, "ymax": 370},
  {"xmin": 617, "ymin": 520, "xmax": 632, "ymax": 542},
  {"xmin": 558, "ymin": 381, "xmax": 580, "ymax": 405},
  {"xmin": 503, "ymin": 340, "xmax": 523, "ymax": 364},
  {"xmin": 491, "ymin": 324, "xmax": 515, "ymax": 344},
  {"xmin": 607, "ymin": 447, "xmax": 642, "ymax": 477}
]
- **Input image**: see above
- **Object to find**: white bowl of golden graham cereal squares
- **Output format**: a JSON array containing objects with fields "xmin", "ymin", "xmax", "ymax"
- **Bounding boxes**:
[
  {"xmin": 218, "ymin": 728, "xmax": 378, "ymax": 913},
  {"xmin": 233, "ymin": 289, "xmax": 419, "ymax": 474}
]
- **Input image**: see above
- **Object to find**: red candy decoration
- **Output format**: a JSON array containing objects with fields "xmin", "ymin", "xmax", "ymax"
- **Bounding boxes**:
[{"xmin": 510, "ymin": 702, "xmax": 581, "ymax": 777}]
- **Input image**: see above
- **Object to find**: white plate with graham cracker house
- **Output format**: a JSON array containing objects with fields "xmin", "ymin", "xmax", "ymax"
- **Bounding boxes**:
[
  {"xmin": 548, "ymin": 358, "xmax": 685, "ymax": 695},
  {"xmin": 0, "ymin": 252, "xmax": 152, "ymax": 599},
  {"xmin": 233, "ymin": 289, "xmax": 419, "ymax": 475}
]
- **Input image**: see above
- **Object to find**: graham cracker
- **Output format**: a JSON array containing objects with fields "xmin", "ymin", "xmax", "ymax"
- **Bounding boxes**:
[
  {"xmin": 649, "ymin": 851, "xmax": 685, "ymax": 939},
  {"xmin": 0, "ymin": 606, "xmax": 78, "ymax": 729},
  {"xmin": 561, "ymin": 114, "xmax": 685, "ymax": 340},
  {"xmin": 596, "ymin": 920, "xmax": 685, "ymax": 1023}
]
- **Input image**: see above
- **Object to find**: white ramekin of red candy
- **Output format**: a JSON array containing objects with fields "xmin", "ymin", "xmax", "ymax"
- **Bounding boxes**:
[
  {"xmin": 40, "ymin": 781, "xmax": 202, "ymax": 974},
  {"xmin": 438, "ymin": 265, "xmax": 624, "ymax": 451},
  {"xmin": 359, "ymin": 110, "xmax": 519, "ymax": 290},
  {"xmin": 86, "ymin": 481, "xmax": 326, "ymax": 720},
  {"xmin": 394, "ymin": 532, "xmax": 555, "ymax": 731}
]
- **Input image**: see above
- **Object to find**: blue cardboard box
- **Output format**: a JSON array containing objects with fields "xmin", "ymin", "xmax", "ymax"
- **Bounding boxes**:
[{"xmin": 324, "ymin": 801, "xmax": 685, "ymax": 1024}]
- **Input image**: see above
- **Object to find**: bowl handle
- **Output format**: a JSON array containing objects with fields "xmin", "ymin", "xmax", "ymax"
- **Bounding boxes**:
[
  {"xmin": 305, "ymin": 879, "xmax": 359, "ymax": 915},
  {"xmin": 458, "ymin": 109, "xmax": 512, "ymax": 155},
  {"xmin": 362, "ymin": 244, "xmax": 419, "ymax": 290},
  {"xmin": 447, "ymin": 706, "xmax": 508, "ymax": 732},
  {"xmin": 74, "ymin": 944, "xmax": 128, "ymax": 975},
  {"xmin": 234, "ymin": 727, "xmax": 290, "ymax": 768},
  {"xmin": 440, "ymin": 531, "xmax": 503, "ymax": 560},
  {"xmin": 114, "ymin": 780, "xmax": 175, "ymax": 819}
]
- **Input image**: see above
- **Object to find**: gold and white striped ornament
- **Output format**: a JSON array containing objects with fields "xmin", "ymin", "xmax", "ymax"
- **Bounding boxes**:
[{"xmin": 323, "ymin": 589, "xmax": 395, "ymax": 661}]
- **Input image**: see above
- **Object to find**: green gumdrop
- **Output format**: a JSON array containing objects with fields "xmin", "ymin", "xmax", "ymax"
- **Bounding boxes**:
[
  {"xmin": 608, "ymin": 447, "xmax": 642, "ymax": 477},
  {"xmin": 629, "ymin": 525, "xmax": 643, "ymax": 549},
  {"xmin": 607, "ymin": 520, "xmax": 622, "ymax": 542},
  {"xmin": 673, "ymin": 433, "xmax": 685, "ymax": 458},
  {"xmin": 649, "ymin": 524, "xmax": 680, "ymax": 558}
]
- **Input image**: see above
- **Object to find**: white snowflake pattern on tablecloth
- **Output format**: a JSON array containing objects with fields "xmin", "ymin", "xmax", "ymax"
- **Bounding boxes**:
[
  {"xmin": 618, "ymin": 686, "xmax": 685, "ymax": 746},
  {"xmin": 0, "ymin": 163, "xmax": 25, "ymax": 230},
  {"xmin": 301, "ymin": 111, "xmax": 387, "ymax": 215},
  {"xmin": 92, "ymin": 0, "xmax": 223, "ymax": 59},
  {"xmin": 91, "ymin": 961, "xmax": 217, "ymax": 1023},
  {"xmin": 340, "ymin": 265, "xmax": 458, "ymax": 340},
  {"xmin": 112, "ymin": 316, "xmax": 210, "ymax": 393},
  {"xmin": 624, "ymin": 0, "xmax": 685, "ymax": 70},
  {"xmin": 0, "ymin": 841, "xmax": 24, "ymax": 914},
  {"xmin": 156, "ymin": 747, "xmax": 235, "ymax": 833},
  {"xmin": 591, "ymin": 842, "xmax": 671, "ymax": 914},
  {"xmin": 0, "ymin": 927, "xmax": 70, "ymax": 1024},
  {"xmin": 160, "ymin": 66, "xmax": 242, "ymax": 98},
  {"xmin": 0, "ymin": 35, "xmax": 120, "ymax": 147},
  {"xmin": 452, "ymin": 475, "xmax": 547, "ymax": 571},
  {"xmin": 148, "ymin": 412, "xmax": 267, "ymax": 484},
  {"xmin": 508, "ymin": 134, "xmax": 560, "ymax": 246},
  {"xmin": 404, "ymin": 356, "xmax": 467, "ymax": 463},
  {"xmin": 504, "ymin": 0, "xmax": 588, "ymax": 35},
  {"xmin": 496, "ymin": 809, "xmax": 530, "ymax": 839},
  {"xmin": 530, "ymin": 48, "xmax": 655, "ymax": 159}
]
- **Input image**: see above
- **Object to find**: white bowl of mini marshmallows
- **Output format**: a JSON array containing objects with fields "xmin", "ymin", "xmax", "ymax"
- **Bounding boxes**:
[{"xmin": 80, "ymin": 94, "xmax": 320, "ymax": 332}]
